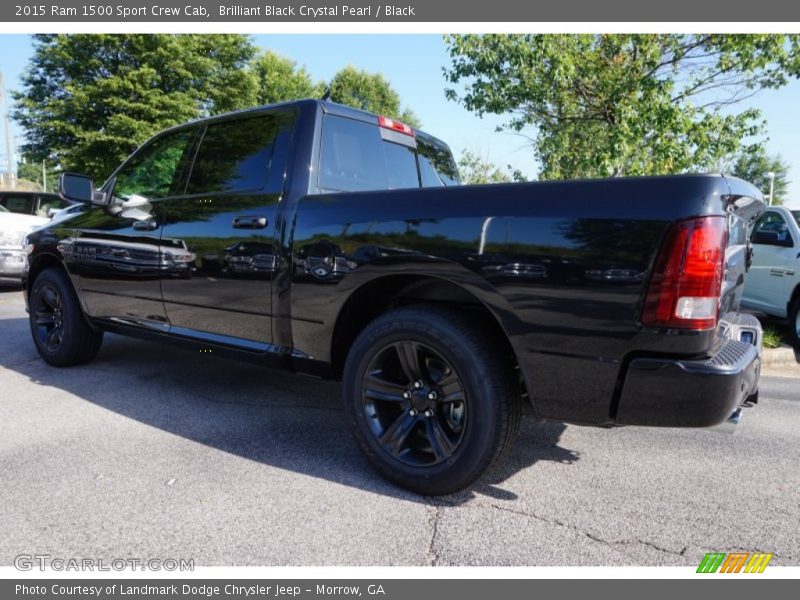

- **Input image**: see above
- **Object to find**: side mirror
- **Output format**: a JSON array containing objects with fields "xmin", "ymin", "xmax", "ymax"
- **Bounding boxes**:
[
  {"xmin": 59, "ymin": 173, "xmax": 106, "ymax": 205},
  {"xmin": 751, "ymin": 230, "xmax": 794, "ymax": 247}
]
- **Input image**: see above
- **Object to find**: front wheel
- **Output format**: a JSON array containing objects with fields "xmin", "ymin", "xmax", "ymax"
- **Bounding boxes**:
[
  {"xmin": 29, "ymin": 267, "xmax": 103, "ymax": 367},
  {"xmin": 789, "ymin": 296, "xmax": 800, "ymax": 348},
  {"xmin": 342, "ymin": 306, "xmax": 521, "ymax": 495}
]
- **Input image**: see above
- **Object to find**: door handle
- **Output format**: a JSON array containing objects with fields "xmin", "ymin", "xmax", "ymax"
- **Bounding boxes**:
[
  {"xmin": 233, "ymin": 216, "xmax": 268, "ymax": 229},
  {"xmin": 132, "ymin": 220, "xmax": 159, "ymax": 231}
]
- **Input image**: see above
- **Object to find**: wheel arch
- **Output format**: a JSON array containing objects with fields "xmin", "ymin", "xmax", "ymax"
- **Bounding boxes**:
[
  {"xmin": 789, "ymin": 281, "xmax": 800, "ymax": 314},
  {"xmin": 25, "ymin": 252, "xmax": 67, "ymax": 298},
  {"xmin": 329, "ymin": 273, "xmax": 529, "ymax": 402}
]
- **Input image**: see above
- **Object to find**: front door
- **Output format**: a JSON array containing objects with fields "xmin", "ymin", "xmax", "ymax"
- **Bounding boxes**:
[
  {"xmin": 159, "ymin": 110, "xmax": 296, "ymax": 346},
  {"xmin": 69, "ymin": 127, "xmax": 199, "ymax": 328},
  {"xmin": 745, "ymin": 210, "xmax": 796, "ymax": 315}
]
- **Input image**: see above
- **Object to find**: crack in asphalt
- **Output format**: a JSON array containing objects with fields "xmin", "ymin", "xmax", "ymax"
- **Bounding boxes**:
[
  {"xmin": 486, "ymin": 503, "xmax": 688, "ymax": 558},
  {"xmin": 426, "ymin": 503, "xmax": 443, "ymax": 566}
]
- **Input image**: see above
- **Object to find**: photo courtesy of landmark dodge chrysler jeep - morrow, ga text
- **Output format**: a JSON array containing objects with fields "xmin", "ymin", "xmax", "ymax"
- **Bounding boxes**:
[{"xmin": 22, "ymin": 99, "xmax": 766, "ymax": 495}]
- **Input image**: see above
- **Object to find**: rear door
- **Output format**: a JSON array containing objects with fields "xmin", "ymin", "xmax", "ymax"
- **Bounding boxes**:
[{"xmin": 159, "ymin": 109, "xmax": 296, "ymax": 346}]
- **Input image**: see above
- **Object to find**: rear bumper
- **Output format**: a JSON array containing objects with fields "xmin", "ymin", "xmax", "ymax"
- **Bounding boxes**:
[{"xmin": 616, "ymin": 337, "xmax": 760, "ymax": 428}]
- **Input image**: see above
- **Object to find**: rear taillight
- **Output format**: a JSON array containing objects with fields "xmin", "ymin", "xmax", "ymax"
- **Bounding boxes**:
[
  {"xmin": 378, "ymin": 115, "xmax": 414, "ymax": 137},
  {"xmin": 642, "ymin": 216, "xmax": 727, "ymax": 330}
]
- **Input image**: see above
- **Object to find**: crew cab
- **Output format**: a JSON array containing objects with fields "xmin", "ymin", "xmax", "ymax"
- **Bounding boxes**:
[
  {"xmin": 22, "ymin": 99, "xmax": 765, "ymax": 494},
  {"xmin": 742, "ymin": 205, "xmax": 800, "ymax": 346}
]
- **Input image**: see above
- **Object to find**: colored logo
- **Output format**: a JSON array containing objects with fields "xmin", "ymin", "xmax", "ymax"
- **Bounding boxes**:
[{"xmin": 697, "ymin": 552, "xmax": 773, "ymax": 573}]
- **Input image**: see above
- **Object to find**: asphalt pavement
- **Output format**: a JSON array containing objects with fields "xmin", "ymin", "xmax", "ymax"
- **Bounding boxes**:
[{"xmin": 0, "ymin": 283, "xmax": 798, "ymax": 566}]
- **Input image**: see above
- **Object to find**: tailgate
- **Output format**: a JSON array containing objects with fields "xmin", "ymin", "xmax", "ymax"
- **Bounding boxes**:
[{"xmin": 719, "ymin": 175, "xmax": 766, "ymax": 317}]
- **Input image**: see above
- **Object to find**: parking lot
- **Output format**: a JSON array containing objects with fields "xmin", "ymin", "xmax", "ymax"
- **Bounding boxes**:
[{"xmin": 0, "ymin": 283, "xmax": 798, "ymax": 567}]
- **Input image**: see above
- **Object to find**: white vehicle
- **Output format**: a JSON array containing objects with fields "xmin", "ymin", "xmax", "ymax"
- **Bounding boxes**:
[
  {"xmin": 0, "ymin": 205, "xmax": 48, "ymax": 279},
  {"xmin": 742, "ymin": 205, "xmax": 800, "ymax": 346}
]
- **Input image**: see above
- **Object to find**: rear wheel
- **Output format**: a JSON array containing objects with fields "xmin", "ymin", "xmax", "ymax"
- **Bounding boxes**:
[
  {"xmin": 29, "ymin": 267, "xmax": 103, "ymax": 367},
  {"xmin": 342, "ymin": 305, "xmax": 521, "ymax": 495}
]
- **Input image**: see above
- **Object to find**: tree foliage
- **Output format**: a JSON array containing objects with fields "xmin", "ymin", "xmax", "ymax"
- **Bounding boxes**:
[
  {"xmin": 329, "ymin": 66, "xmax": 420, "ymax": 127},
  {"xmin": 16, "ymin": 157, "xmax": 60, "ymax": 191},
  {"xmin": 251, "ymin": 51, "xmax": 324, "ymax": 105},
  {"xmin": 730, "ymin": 149, "xmax": 790, "ymax": 205},
  {"xmin": 13, "ymin": 34, "xmax": 257, "ymax": 181},
  {"xmin": 445, "ymin": 34, "xmax": 800, "ymax": 179},
  {"xmin": 457, "ymin": 149, "xmax": 512, "ymax": 184},
  {"xmin": 13, "ymin": 36, "xmax": 422, "ymax": 183}
]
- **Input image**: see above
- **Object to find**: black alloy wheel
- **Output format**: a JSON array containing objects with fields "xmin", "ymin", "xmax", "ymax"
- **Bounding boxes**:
[
  {"xmin": 343, "ymin": 305, "xmax": 521, "ymax": 495},
  {"xmin": 362, "ymin": 340, "xmax": 467, "ymax": 467},
  {"xmin": 29, "ymin": 267, "xmax": 103, "ymax": 367},
  {"xmin": 32, "ymin": 282, "xmax": 65, "ymax": 353}
]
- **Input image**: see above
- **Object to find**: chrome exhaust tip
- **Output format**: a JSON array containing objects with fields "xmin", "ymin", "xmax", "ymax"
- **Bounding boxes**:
[{"xmin": 711, "ymin": 406, "xmax": 743, "ymax": 435}]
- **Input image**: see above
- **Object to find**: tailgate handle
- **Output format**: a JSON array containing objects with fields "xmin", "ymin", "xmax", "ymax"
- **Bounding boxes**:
[{"xmin": 233, "ymin": 216, "xmax": 268, "ymax": 229}]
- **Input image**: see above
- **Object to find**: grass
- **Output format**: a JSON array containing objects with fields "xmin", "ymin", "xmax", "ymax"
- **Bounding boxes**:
[{"xmin": 762, "ymin": 326, "xmax": 785, "ymax": 349}]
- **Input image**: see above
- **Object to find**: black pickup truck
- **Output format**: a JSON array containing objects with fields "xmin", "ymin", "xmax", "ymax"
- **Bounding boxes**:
[{"xmin": 22, "ymin": 99, "xmax": 765, "ymax": 494}]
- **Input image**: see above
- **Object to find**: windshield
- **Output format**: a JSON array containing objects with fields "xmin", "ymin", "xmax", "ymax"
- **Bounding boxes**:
[
  {"xmin": 792, "ymin": 210, "xmax": 800, "ymax": 227},
  {"xmin": 0, "ymin": 205, "xmax": 7, "ymax": 213}
]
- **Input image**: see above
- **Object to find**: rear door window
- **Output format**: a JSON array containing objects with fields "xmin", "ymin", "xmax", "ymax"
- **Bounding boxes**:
[{"xmin": 186, "ymin": 112, "xmax": 292, "ymax": 195}]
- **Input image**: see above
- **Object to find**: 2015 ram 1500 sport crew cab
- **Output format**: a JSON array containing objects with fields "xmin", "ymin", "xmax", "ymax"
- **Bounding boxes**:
[{"xmin": 23, "ymin": 99, "xmax": 765, "ymax": 494}]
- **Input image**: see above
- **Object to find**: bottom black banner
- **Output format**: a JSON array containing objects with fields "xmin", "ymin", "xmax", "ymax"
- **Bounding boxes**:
[{"xmin": 1, "ymin": 579, "xmax": 791, "ymax": 600}]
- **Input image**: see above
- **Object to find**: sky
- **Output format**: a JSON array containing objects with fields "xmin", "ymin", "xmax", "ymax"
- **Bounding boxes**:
[{"xmin": 1, "ymin": 33, "xmax": 799, "ymax": 208}]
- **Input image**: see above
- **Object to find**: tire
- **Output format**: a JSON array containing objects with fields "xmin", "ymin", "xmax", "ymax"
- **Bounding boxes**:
[
  {"xmin": 789, "ymin": 295, "xmax": 800, "ymax": 348},
  {"xmin": 342, "ymin": 305, "xmax": 521, "ymax": 495},
  {"xmin": 29, "ymin": 267, "xmax": 103, "ymax": 367}
]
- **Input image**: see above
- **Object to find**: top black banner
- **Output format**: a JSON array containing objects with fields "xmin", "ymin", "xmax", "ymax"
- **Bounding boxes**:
[{"xmin": 4, "ymin": 0, "xmax": 800, "ymax": 22}]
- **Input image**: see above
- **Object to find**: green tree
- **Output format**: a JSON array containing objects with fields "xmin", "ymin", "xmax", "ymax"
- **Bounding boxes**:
[
  {"xmin": 730, "ymin": 149, "xmax": 790, "ymax": 205},
  {"xmin": 444, "ymin": 34, "xmax": 800, "ymax": 180},
  {"xmin": 13, "ymin": 34, "xmax": 257, "ymax": 181},
  {"xmin": 457, "ymin": 149, "xmax": 511, "ymax": 184},
  {"xmin": 16, "ymin": 157, "xmax": 60, "ymax": 191},
  {"xmin": 251, "ymin": 51, "xmax": 324, "ymax": 105},
  {"xmin": 329, "ymin": 66, "xmax": 420, "ymax": 127}
]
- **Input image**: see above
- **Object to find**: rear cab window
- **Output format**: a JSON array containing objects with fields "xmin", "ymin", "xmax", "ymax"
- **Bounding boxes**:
[{"xmin": 318, "ymin": 114, "xmax": 459, "ymax": 193}]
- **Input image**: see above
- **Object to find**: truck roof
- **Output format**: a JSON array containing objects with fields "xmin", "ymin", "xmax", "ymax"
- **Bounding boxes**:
[{"xmin": 156, "ymin": 98, "xmax": 452, "ymax": 152}]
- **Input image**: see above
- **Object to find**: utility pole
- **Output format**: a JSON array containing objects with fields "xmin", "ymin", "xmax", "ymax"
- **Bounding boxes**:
[
  {"xmin": 0, "ymin": 71, "xmax": 15, "ymax": 189},
  {"xmin": 767, "ymin": 171, "xmax": 776, "ymax": 206}
]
